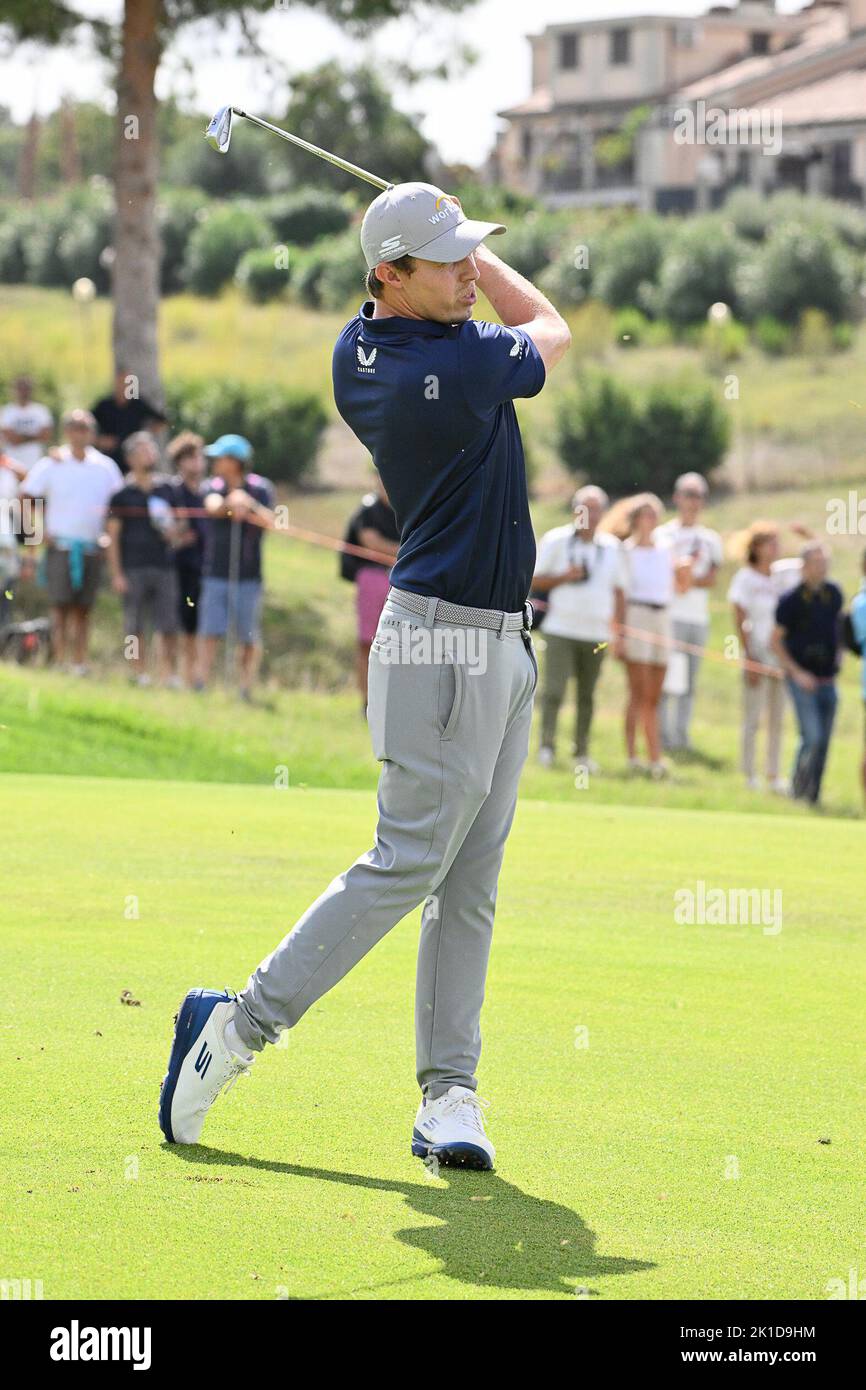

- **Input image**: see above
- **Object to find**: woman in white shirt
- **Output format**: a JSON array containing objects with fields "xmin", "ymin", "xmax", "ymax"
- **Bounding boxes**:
[
  {"xmin": 728, "ymin": 521, "xmax": 803, "ymax": 793},
  {"xmin": 605, "ymin": 493, "xmax": 680, "ymax": 778}
]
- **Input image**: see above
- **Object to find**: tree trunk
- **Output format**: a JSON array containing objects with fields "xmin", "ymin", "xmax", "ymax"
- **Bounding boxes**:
[{"xmin": 113, "ymin": 0, "xmax": 164, "ymax": 407}]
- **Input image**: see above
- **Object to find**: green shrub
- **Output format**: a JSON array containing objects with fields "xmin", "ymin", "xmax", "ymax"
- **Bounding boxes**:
[
  {"xmin": 0, "ymin": 206, "xmax": 41, "ymax": 283},
  {"xmin": 537, "ymin": 239, "xmax": 595, "ymax": 307},
  {"xmin": 736, "ymin": 221, "xmax": 856, "ymax": 324},
  {"xmin": 722, "ymin": 188, "xmax": 771, "ymax": 243},
  {"xmin": 235, "ymin": 247, "xmax": 291, "ymax": 304},
  {"xmin": 555, "ymin": 374, "xmax": 641, "ymax": 491},
  {"xmin": 263, "ymin": 188, "xmax": 352, "ymax": 246},
  {"xmin": 567, "ymin": 300, "xmax": 614, "ymax": 359},
  {"xmin": 293, "ymin": 231, "xmax": 364, "ymax": 310},
  {"xmin": 556, "ymin": 372, "xmax": 729, "ymax": 496},
  {"xmin": 157, "ymin": 188, "xmax": 210, "ymax": 294},
  {"xmin": 702, "ymin": 312, "xmax": 748, "ymax": 365},
  {"xmin": 497, "ymin": 211, "xmax": 570, "ymax": 281},
  {"xmin": 797, "ymin": 307, "xmax": 834, "ymax": 365},
  {"xmin": 592, "ymin": 214, "xmax": 667, "ymax": 312},
  {"xmin": 652, "ymin": 217, "xmax": 745, "ymax": 326},
  {"xmin": 165, "ymin": 378, "xmax": 327, "ymax": 486},
  {"xmin": 753, "ymin": 315, "xmax": 792, "ymax": 356},
  {"xmin": 55, "ymin": 187, "xmax": 115, "ymax": 293},
  {"xmin": 182, "ymin": 205, "xmax": 274, "ymax": 296},
  {"xmin": 613, "ymin": 306, "xmax": 650, "ymax": 348},
  {"xmin": 832, "ymin": 321, "xmax": 855, "ymax": 352}
]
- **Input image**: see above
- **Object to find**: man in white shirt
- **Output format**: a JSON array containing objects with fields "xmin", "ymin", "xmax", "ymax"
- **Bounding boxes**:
[
  {"xmin": 20, "ymin": 408, "xmax": 122, "ymax": 672},
  {"xmin": 532, "ymin": 485, "xmax": 620, "ymax": 771},
  {"xmin": 654, "ymin": 473, "xmax": 722, "ymax": 753},
  {"xmin": 1, "ymin": 376, "xmax": 54, "ymax": 471}
]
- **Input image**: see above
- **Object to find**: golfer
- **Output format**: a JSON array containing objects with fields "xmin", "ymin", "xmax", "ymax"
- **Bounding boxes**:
[{"xmin": 160, "ymin": 183, "xmax": 570, "ymax": 1168}]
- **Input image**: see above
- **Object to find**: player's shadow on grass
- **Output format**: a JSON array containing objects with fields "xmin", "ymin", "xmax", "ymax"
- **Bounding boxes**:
[{"xmin": 170, "ymin": 1145, "xmax": 654, "ymax": 1298}]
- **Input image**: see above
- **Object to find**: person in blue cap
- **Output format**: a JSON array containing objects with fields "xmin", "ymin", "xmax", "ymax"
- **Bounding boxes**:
[{"xmin": 195, "ymin": 433, "xmax": 275, "ymax": 700}]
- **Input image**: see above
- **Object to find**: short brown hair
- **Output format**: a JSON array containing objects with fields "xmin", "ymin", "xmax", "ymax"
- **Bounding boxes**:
[
  {"xmin": 365, "ymin": 254, "xmax": 417, "ymax": 300},
  {"xmin": 167, "ymin": 430, "xmax": 204, "ymax": 466}
]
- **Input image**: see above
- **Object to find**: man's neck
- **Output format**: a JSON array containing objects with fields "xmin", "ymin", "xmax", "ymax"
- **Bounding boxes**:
[
  {"xmin": 70, "ymin": 446, "xmax": 87, "ymax": 461},
  {"xmin": 573, "ymin": 524, "xmax": 596, "ymax": 540},
  {"xmin": 132, "ymin": 472, "xmax": 153, "ymax": 491}
]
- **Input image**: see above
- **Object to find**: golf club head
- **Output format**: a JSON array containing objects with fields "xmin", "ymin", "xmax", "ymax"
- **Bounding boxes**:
[{"xmin": 205, "ymin": 105, "xmax": 234, "ymax": 154}]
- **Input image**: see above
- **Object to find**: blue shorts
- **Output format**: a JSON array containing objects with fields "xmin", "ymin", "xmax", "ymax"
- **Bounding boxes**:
[{"xmin": 199, "ymin": 577, "xmax": 262, "ymax": 644}]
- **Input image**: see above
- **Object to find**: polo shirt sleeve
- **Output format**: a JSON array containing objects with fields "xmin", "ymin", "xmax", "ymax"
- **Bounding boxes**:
[
  {"xmin": 851, "ymin": 596, "xmax": 866, "ymax": 651},
  {"xmin": 728, "ymin": 567, "xmax": 748, "ymax": 607},
  {"xmin": 534, "ymin": 530, "xmax": 559, "ymax": 576},
  {"xmin": 108, "ymin": 486, "xmax": 129, "ymax": 520},
  {"xmin": 20, "ymin": 456, "xmax": 50, "ymax": 496},
  {"xmin": 458, "ymin": 320, "xmax": 546, "ymax": 412},
  {"xmin": 774, "ymin": 589, "xmax": 795, "ymax": 630}
]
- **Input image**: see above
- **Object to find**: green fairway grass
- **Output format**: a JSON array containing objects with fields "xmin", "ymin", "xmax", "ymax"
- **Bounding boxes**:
[{"xmin": 1, "ymin": 773, "xmax": 864, "ymax": 1300}]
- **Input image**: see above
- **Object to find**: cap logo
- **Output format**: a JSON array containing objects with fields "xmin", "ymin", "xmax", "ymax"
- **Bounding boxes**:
[
  {"xmin": 379, "ymin": 234, "xmax": 406, "ymax": 256},
  {"xmin": 427, "ymin": 194, "xmax": 457, "ymax": 227}
]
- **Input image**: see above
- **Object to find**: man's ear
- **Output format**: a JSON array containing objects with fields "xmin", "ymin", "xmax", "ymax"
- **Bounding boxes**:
[{"xmin": 375, "ymin": 260, "xmax": 402, "ymax": 289}]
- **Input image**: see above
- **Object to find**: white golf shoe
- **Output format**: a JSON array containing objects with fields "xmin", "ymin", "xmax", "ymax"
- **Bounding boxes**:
[
  {"xmin": 159, "ymin": 988, "xmax": 254, "ymax": 1144},
  {"xmin": 412, "ymin": 1085, "xmax": 495, "ymax": 1170}
]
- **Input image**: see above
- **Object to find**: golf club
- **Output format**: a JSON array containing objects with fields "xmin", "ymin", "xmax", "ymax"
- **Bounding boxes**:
[{"xmin": 205, "ymin": 105, "xmax": 392, "ymax": 191}]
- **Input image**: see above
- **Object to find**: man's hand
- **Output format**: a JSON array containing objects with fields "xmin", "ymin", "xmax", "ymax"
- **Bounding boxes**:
[
  {"xmin": 561, "ymin": 563, "xmax": 587, "ymax": 584},
  {"xmin": 226, "ymin": 488, "xmax": 253, "ymax": 517},
  {"xmin": 111, "ymin": 572, "xmax": 128, "ymax": 596},
  {"xmin": 793, "ymin": 668, "xmax": 818, "ymax": 692}
]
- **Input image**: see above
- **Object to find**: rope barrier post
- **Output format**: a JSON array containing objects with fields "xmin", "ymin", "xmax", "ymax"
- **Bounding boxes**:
[{"xmin": 225, "ymin": 516, "xmax": 241, "ymax": 688}]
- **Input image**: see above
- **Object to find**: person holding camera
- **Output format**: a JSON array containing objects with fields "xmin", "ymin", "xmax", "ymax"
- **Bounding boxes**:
[{"xmin": 533, "ymin": 485, "xmax": 619, "ymax": 772}]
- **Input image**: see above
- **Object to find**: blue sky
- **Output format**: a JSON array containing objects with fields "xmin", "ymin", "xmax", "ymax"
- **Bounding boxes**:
[{"xmin": 1, "ymin": 0, "xmax": 808, "ymax": 167}]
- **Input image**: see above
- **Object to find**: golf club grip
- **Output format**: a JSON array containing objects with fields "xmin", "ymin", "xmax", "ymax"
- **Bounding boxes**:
[{"xmin": 237, "ymin": 110, "xmax": 391, "ymax": 191}]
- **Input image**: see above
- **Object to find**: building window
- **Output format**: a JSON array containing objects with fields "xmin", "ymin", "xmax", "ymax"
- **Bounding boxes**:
[
  {"xmin": 521, "ymin": 128, "xmax": 533, "ymax": 164},
  {"xmin": 610, "ymin": 28, "xmax": 631, "ymax": 65},
  {"xmin": 558, "ymin": 32, "xmax": 580, "ymax": 70},
  {"xmin": 675, "ymin": 24, "xmax": 696, "ymax": 49},
  {"xmin": 751, "ymin": 32, "xmax": 770, "ymax": 55}
]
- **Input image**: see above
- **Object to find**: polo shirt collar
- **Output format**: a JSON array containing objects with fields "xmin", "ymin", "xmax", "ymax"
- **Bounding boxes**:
[{"xmin": 358, "ymin": 302, "xmax": 455, "ymax": 337}]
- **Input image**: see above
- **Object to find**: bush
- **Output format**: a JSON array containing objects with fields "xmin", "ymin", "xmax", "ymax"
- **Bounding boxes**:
[
  {"xmin": 592, "ymin": 214, "xmax": 667, "ymax": 312},
  {"xmin": 292, "ymin": 231, "xmax": 364, "ymax": 310},
  {"xmin": 182, "ymin": 205, "xmax": 274, "ymax": 296},
  {"xmin": 722, "ymin": 188, "xmax": 771, "ymax": 243},
  {"xmin": 497, "ymin": 211, "xmax": 570, "ymax": 281},
  {"xmin": 263, "ymin": 188, "xmax": 352, "ymax": 246},
  {"xmin": 797, "ymin": 307, "xmax": 834, "ymax": 364},
  {"xmin": 537, "ymin": 239, "xmax": 595, "ymax": 307},
  {"xmin": 702, "ymin": 313, "xmax": 748, "ymax": 365},
  {"xmin": 0, "ymin": 205, "xmax": 41, "ymax": 283},
  {"xmin": 753, "ymin": 315, "xmax": 792, "ymax": 356},
  {"xmin": 567, "ymin": 300, "xmax": 614, "ymax": 359},
  {"xmin": 236, "ymin": 247, "xmax": 291, "ymax": 304},
  {"xmin": 157, "ymin": 188, "xmax": 210, "ymax": 294},
  {"xmin": 55, "ymin": 187, "xmax": 115, "ymax": 293},
  {"xmin": 613, "ymin": 306, "xmax": 650, "ymax": 348},
  {"xmin": 651, "ymin": 217, "xmax": 745, "ymax": 326},
  {"xmin": 736, "ymin": 221, "xmax": 856, "ymax": 324},
  {"xmin": 556, "ymin": 372, "xmax": 729, "ymax": 496},
  {"xmin": 832, "ymin": 321, "xmax": 855, "ymax": 352},
  {"xmin": 165, "ymin": 378, "xmax": 328, "ymax": 486}
]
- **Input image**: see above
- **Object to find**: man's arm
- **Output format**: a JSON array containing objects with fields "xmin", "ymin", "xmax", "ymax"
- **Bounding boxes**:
[
  {"xmin": 771, "ymin": 623, "xmax": 815, "ymax": 690},
  {"xmin": 474, "ymin": 244, "xmax": 571, "ymax": 374},
  {"xmin": 105, "ymin": 517, "xmax": 127, "ymax": 594},
  {"xmin": 358, "ymin": 526, "xmax": 399, "ymax": 558}
]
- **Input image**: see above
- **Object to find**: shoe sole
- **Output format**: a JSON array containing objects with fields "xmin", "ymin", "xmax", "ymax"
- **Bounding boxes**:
[
  {"xmin": 411, "ymin": 1131, "xmax": 494, "ymax": 1171},
  {"xmin": 158, "ymin": 987, "xmax": 214, "ymax": 1144}
]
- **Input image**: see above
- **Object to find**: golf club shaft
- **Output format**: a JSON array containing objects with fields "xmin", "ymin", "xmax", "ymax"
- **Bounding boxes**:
[{"xmin": 233, "ymin": 108, "xmax": 390, "ymax": 191}]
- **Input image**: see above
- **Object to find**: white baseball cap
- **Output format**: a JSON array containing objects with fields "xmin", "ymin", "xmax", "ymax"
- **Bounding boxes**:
[{"xmin": 360, "ymin": 181, "xmax": 505, "ymax": 270}]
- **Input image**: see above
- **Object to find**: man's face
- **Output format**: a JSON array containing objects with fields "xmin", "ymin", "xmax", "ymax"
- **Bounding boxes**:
[
  {"xmin": 15, "ymin": 377, "xmax": 33, "ymax": 403},
  {"xmin": 675, "ymin": 486, "xmax": 704, "ymax": 523},
  {"xmin": 129, "ymin": 442, "xmax": 158, "ymax": 475},
  {"xmin": 181, "ymin": 450, "xmax": 205, "ymax": 485},
  {"xmin": 65, "ymin": 421, "xmax": 93, "ymax": 451},
  {"xmin": 803, "ymin": 549, "xmax": 829, "ymax": 586},
  {"xmin": 213, "ymin": 455, "xmax": 242, "ymax": 485},
  {"xmin": 382, "ymin": 253, "xmax": 479, "ymax": 324},
  {"xmin": 576, "ymin": 496, "xmax": 604, "ymax": 532}
]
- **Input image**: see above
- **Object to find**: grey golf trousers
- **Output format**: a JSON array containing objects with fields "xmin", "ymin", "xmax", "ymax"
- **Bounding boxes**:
[{"xmin": 234, "ymin": 589, "xmax": 538, "ymax": 1098}]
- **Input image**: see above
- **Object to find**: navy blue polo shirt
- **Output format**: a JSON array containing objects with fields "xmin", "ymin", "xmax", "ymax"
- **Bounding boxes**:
[
  {"xmin": 332, "ymin": 303, "xmax": 545, "ymax": 612},
  {"xmin": 775, "ymin": 580, "xmax": 843, "ymax": 678}
]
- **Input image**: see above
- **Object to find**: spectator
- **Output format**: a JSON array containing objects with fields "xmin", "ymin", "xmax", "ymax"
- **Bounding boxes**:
[
  {"xmin": 728, "ymin": 521, "xmax": 802, "ymax": 793},
  {"xmin": 607, "ymin": 493, "xmax": 677, "ymax": 778},
  {"xmin": 106, "ymin": 432, "xmax": 180, "ymax": 688},
  {"xmin": 341, "ymin": 476, "xmax": 399, "ymax": 710},
  {"xmin": 771, "ymin": 542, "xmax": 842, "ymax": 806},
  {"xmin": 196, "ymin": 434, "xmax": 275, "ymax": 701},
  {"xmin": 1, "ymin": 449, "xmax": 29, "ymax": 628},
  {"xmin": 0, "ymin": 375, "xmax": 54, "ymax": 470},
  {"xmin": 166, "ymin": 431, "xmax": 208, "ymax": 688},
  {"xmin": 19, "ymin": 408, "xmax": 122, "ymax": 673},
  {"xmin": 92, "ymin": 368, "xmax": 167, "ymax": 472},
  {"xmin": 654, "ymin": 473, "xmax": 722, "ymax": 754},
  {"xmin": 533, "ymin": 484, "xmax": 619, "ymax": 772},
  {"xmin": 849, "ymin": 548, "xmax": 866, "ymax": 805}
]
